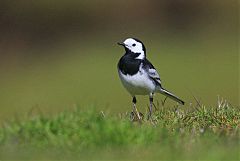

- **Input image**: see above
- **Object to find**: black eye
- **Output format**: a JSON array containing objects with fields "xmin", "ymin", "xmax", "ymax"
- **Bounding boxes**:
[{"xmin": 132, "ymin": 43, "xmax": 136, "ymax": 47}]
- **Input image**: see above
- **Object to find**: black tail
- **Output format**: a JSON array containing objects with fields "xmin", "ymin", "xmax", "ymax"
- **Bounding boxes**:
[{"xmin": 158, "ymin": 88, "xmax": 185, "ymax": 105}]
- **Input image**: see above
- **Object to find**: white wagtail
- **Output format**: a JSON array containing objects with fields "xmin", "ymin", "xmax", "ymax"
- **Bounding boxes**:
[{"xmin": 117, "ymin": 38, "xmax": 184, "ymax": 119}]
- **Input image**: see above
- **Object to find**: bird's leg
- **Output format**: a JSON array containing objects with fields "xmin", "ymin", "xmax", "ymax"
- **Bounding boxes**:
[
  {"xmin": 132, "ymin": 96, "xmax": 141, "ymax": 120},
  {"xmin": 148, "ymin": 93, "xmax": 154, "ymax": 120}
]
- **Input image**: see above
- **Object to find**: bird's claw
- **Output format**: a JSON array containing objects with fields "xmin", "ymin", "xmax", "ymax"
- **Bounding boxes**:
[{"xmin": 130, "ymin": 111, "xmax": 144, "ymax": 122}]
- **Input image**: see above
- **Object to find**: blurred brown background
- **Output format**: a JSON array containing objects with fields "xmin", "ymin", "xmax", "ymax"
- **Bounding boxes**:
[{"xmin": 0, "ymin": 1, "xmax": 237, "ymax": 53}]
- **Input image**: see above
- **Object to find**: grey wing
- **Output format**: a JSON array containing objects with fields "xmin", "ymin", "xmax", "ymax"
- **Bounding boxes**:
[
  {"xmin": 143, "ymin": 59, "xmax": 162, "ymax": 86},
  {"xmin": 148, "ymin": 68, "xmax": 161, "ymax": 85}
]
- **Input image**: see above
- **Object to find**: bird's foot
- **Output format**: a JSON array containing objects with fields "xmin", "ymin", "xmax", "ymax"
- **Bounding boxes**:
[
  {"xmin": 147, "ymin": 113, "xmax": 158, "ymax": 125},
  {"xmin": 130, "ymin": 111, "xmax": 144, "ymax": 122},
  {"xmin": 147, "ymin": 112, "xmax": 152, "ymax": 121}
]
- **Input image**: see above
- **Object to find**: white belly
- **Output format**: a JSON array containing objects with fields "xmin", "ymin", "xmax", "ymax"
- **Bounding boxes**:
[{"xmin": 118, "ymin": 69, "xmax": 156, "ymax": 96}]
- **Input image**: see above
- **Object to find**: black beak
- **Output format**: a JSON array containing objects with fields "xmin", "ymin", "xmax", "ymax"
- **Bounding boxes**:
[{"xmin": 117, "ymin": 42, "xmax": 125, "ymax": 46}]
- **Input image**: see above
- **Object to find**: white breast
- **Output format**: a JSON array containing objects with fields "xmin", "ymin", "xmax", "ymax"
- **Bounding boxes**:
[{"xmin": 118, "ymin": 64, "xmax": 156, "ymax": 96}]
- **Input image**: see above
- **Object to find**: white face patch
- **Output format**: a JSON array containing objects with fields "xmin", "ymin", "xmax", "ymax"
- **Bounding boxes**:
[{"xmin": 123, "ymin": 38, "xmax": 145, "ymax": 59}]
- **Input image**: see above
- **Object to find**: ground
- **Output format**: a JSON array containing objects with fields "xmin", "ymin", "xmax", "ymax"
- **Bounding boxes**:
[{"xmin": 0, "ymin": 99, "xmax": 239, "ymax": 161}]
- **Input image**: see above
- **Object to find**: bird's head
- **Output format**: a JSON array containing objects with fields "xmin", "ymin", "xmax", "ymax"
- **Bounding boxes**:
[{"xmin": 118, "ymin": 38, "xmax": 146, "ymax": 59}]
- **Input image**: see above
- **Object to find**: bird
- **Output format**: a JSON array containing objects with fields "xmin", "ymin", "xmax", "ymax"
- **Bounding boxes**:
[{"xmin": 117, "ymin": 38, "xmax": 184, "ymax": 120}]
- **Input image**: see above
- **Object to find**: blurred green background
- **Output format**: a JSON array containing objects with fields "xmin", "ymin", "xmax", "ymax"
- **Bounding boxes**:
[{"xmin": 0, "ymin": 0, "xmax": 239, "ymax": 122}]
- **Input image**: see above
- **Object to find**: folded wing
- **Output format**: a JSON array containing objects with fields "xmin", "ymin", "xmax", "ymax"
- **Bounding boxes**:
[{"xmin": 143, "ymin": 59, "xmax": 162, "ymax": 86}]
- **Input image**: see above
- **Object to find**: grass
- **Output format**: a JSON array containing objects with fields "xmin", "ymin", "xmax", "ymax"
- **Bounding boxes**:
[{"xmin": 0, "ymin": 99, "xmax": 239, "ymax": 161}]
